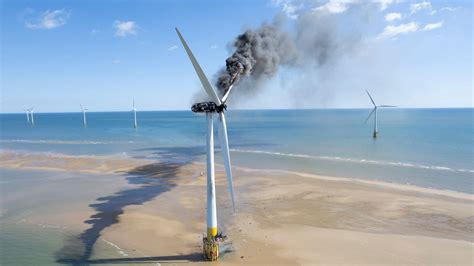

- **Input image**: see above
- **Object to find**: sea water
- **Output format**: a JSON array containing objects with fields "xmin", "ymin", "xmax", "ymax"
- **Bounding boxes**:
[{"xmin": 0, "ymin": 109, "xmax": 472, "ymax": 193}]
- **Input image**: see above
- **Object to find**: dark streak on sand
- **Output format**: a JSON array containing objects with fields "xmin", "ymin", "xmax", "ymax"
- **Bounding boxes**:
[{"xmin": 55, "ymin": 146, "xmax": 205, "ymax": 265}]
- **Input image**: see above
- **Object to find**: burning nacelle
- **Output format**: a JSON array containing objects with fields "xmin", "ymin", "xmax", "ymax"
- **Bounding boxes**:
[
  {"xmin": 192, "ymin": 69, "xmax": 238, "ymax": 114},
  {"xmin": 191, "ymin": 102, "xmax": 227, "ymax": 113}
]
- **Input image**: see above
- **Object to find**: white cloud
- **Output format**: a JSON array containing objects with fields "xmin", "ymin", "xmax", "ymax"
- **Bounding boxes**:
[
  {"xmin": 410, "ymin": 1, "xmax": 431, "ymax": 14},
  {"xmin": 428, "ymin": 6, "xmax": 457, "ymax": 16},
  {"xmin": 440, "ymin": 7, "xmax": 457, "ymax": 12},
  {"xmin": 313, "ymin": 0, "xmax": 358, "ymax": 14},
  {"xmin": 272, "ymin": 0, "xmax": 303, "ymax": 19},
  {"xmin": 385, "ymin": 12, "xmax": 402, "ymax": 22},
  {"xmin": 377, "ymin": 22, "xmax": 419, "ymax": 40},
  {"xmin": 282, "ymin": 2, "xmax": 303, "ymax": 19},
  {"xmin": 112, "ymin": 59, "xmax": 121, "ymax": 64},
  {"xmin": 374, "ymin": 0, "xmax": 404, "ymax": 11},
  {"xmin": 210, "ymin": 44, "xmax": 218, "ymax": 49},
  {"xmin": 168, "ymin": 45, "xmax": 178, "ymax": 51},
  {"xmin": 25, "ymin": 9, "xmax": 70, "ymax": 30},
  {"xmin": 114, "ymin": 21, "xmax": 137, "ymax": 37},
  {"xmin": 422, "ymin": 21, "xmax": 443, "ymax": 31},
  {"xmin": 378, "ymin": 0, "xmax": 394, "ymax": 11},
  {"xmin": 90, "ymin": 29, "xmax": 100, "ymax": 35}
]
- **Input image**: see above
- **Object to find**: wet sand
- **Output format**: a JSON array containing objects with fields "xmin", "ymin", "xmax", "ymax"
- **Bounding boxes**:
[
  {"xmin": 1, "ymin": 151, "xmax": 472, "ymax": 265},
  {"xmin": 0, "ymin": 151, "xmax": 150, "ymax": 174}
]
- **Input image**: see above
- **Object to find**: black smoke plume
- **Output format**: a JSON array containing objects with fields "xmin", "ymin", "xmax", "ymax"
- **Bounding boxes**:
[
  {"xmin": 191, "ymin": 5, "xmax": 369, "ymax": 104},
  {"xmin": 215, "ymin": 22, "xmax": 297, "ymax": 97}
]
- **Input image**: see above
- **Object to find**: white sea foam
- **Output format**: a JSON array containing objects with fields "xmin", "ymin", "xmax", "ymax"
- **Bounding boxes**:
[
  {"xmin": 0, "ymin": 139, "xmax": 138, "ymax": 145},
  {"xmin": 0, "ymin": 149, "xmax": 135, "ymax": 161},
  {"xmin": 231, "ymin": 149, "xmax": 474, "ymax": 174},
  {"xmin": 102, "ymin": 238, "xmax": 129, "ymax": 257},
  {"xmin": 0, "ymin": 139, "xmax": 107, "ymax": 145}
]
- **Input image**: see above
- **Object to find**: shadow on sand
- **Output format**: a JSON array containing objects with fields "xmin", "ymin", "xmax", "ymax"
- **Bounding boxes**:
[{"xmin": 55, "ymin": 146, "xmax": 205, "ymax": 264}]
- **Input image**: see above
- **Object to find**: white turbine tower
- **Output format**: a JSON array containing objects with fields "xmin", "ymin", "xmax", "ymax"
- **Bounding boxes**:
[
  {"xmin": 81, "ymin": 105, "xmax": 88, "ymax": 127},
  {"xmin": 176, "ymin": 28, "xmax": 236, "ymax": 261},
  {"xmin": 365, "ymin": 90, "xmax": 396, "ymax": 138},
  {"xmin": 24, "ymin": 109, "xmax": 30, "ymax": 123},
  {"xmin": 132, "ymin": 99, "xmax": 137, "ymax": 129},
  {"xmin": 29, "ymin": 108, "xmax": 35, "ymax": 125}
]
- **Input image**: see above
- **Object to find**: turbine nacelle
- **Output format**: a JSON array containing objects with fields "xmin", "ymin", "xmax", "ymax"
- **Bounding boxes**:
[{"xmin": 191, "ymin": 102, "xmax": 227, "ymax": 113}]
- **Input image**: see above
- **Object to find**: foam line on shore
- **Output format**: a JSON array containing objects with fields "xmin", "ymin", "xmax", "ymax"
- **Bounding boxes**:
[
  {"xmin": 231, "ymin": 149, "xmax": 474, "ymax": 174},
  {"xmin": 0, "ymin": 139, "xmax": 136, "ymax": 145},
  {"xmin": 102, "ymin": 238, "xmax": 129, "ymax": 257},
  {"xmin": 0, "ymin": 149, "xmax": 134, "ymax": 160}
]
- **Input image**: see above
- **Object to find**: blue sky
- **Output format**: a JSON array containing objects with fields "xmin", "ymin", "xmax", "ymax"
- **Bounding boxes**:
[{"xmin": 1, "ymin": 0, "xmax": 472, "ymax": 112}]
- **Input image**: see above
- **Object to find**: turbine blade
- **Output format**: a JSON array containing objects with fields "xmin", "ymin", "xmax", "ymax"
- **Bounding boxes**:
[
  {"xmin": 221, "ymin": 84, "xmax": 234, "ymax": 103},
  {"xmin": 365, "ymin": 108, "xmax": 376, "ymax": 124},
  {"xmin": 175, "ymin": 28, "xmax": 221, "ymax": 105},
  {"xmin": 378, "ymin": 105, "xmax": 397, "ymax": 107},
  {"xmin": 217, "ymin": 112, "xmax": 236, "ymax": 211},
  {"xmin": 366, "ymin": 90, "xmax": 376, "ymax": 106}
]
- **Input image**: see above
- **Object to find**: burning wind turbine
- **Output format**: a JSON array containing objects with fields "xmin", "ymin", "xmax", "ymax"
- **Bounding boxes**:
[
  {"xmin": 176, "ymin": 28, "xmax": 236, "ymax": 261},
  {"xmin": 365, "ymin": 90, "xmax": 397, "ymax": 138}
]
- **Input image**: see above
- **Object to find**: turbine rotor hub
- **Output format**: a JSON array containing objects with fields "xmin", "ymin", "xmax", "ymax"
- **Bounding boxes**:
[{"xmin": 191, "ymin": 102, "xmax": 227, "ymax": 113}]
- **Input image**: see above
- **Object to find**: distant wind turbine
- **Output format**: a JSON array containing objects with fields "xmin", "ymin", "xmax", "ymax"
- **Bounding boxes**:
[
  {"xmin": 30, "ymin": 108, "xmax": 35, "ymax": 125},
  {"xmin": 81, "ymin": 105, "xmax": 88, "ymax": 127},
  {"xmin": 365, "ymin": 90, "xmax": 396, "ymax": 138},
  {"xmin": 24, "ymin": 109, "xmax": 30, "ymax": 123},
  {"xmin": 132, "ymin": 99, "xmax": 137, "ymax": 129}
]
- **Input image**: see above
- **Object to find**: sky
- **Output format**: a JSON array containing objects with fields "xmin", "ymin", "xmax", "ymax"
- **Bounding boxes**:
[{"xmin": 0, "ymin": 0, "xmax": 472, "ymax": 113}]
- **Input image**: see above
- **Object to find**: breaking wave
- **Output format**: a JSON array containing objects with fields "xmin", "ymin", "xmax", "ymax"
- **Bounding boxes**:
[{"xmin": 230, "ymin": 149, "xmax": 474, "ymax": 174}]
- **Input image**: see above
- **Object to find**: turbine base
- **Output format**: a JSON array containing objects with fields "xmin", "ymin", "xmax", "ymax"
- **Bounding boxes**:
[
  {"xmin": 203, "ymin": 232, "xmax": 230, "ymax": 261},
  {"xmin": 203, "ymin": 237, "xmax": 219, "ymax": 261}
]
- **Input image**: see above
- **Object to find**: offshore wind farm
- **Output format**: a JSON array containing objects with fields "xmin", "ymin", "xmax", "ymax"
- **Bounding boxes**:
[{"xmin": 1, "ymin": 0, "xmax": 473, "ymax": 265}]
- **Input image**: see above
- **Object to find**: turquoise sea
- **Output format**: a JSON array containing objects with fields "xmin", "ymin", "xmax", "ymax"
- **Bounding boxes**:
[{"xmin": 1, "ymin": 108, "xmax": 472, "ymax": 193}]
